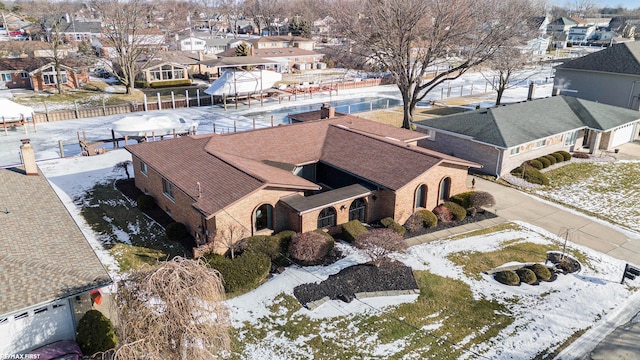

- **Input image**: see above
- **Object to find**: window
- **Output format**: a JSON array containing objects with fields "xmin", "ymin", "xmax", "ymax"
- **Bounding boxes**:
[
  {"xmin": 348, "ymin": 198, "xmax": 366, "ymax": 222},
  {"xmin": 564, "ymin": 131, "xmax": 578, "ymax": 146},
  {"xmin": 426, "ymin": 129, "xmax": 436, "ymax": 141},
  {"xmin": 20, "ymin": 72, "xmax": 28, "ymax": 79},
  {"xmin": 317, "ymin": 207, "xmax": 336, "ymax": 228},
  {"xmin": 414, "ymin": 184, "xmax": 427, "ymax": 208},
  {"xmin": 162, "ymin": 178, "xmax": 175, "ymax": 200},
  {"xmin": 439, "ymin": 177, "xmax": 451, "ymax": 202},
  {"xmin": 1, "ymin": 73, "xmax": 11, "ymax": 82},
  {"xmin": 510, "ymin": 147, "xmax": 520, "ymax": 156},
  {"xmin": 254, "ymin": 204, "xmax": 273, "ymax": 231},
  {"xmin": 534, "ymin": 139, "xmax": 547, "ymax": 148},
  {"xmin": 140, "ymin": 161, "xmax": 148, "ymax": 175},
  {"xmin": 42, "ymin": 70, "xmax": 68, "ymax": 85}
]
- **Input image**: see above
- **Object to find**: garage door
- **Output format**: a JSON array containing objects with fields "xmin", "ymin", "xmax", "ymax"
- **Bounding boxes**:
[
  {"xmin": 0, "ymin": 299, "xmax": 75, "ymax": 354},
  {"xmin": 611, "ymin": 123, "xmax": 635, "ymax": 148}
]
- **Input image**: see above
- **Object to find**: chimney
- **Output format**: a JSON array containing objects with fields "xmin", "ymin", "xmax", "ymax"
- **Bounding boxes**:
[
  {"xmin": 527, "ymin": 83, "xmax": 536, "ymax": 101},
  {"xmin": 552, "ymin": 87, "xmax": 561, "ymax": 96},
  {"xmin": 320, "ymin": 103, "xmax": 335, "ymax": 119},
  {"xmin": 198, "ymin": 51, "xmax": 204, "ymax": 61},
  {"xmin": 20, "ymin": 139, "xmax": 38, "ymax": 176}
]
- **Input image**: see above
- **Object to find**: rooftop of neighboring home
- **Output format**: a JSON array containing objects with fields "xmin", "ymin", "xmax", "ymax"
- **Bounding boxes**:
[
  {"xmin": 555, "ymin": 41, "xmax": 640, "ymax": 75},
  {"xmin": 126, "ymin": 113, "xmax": 477, "ymax": 218},
  {"xmin": 216, "ymin": 46, "xmax": 321, "ymax": 58},
  {"xmin": 0, "ymin": 163, "xmax": 111, "ymax": 315},
  {"xmin": 0, "ymin": 56, "xmax": 89, "ymax": 72},
  {"xmin": 414, "ymin": 95, "xmax": 640, "ymax": 148}
]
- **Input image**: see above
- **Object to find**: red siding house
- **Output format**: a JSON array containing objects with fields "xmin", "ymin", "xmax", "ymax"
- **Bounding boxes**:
[{"xmin": 0, "ymin": 57, "xmax": 89, "ymax": 91}]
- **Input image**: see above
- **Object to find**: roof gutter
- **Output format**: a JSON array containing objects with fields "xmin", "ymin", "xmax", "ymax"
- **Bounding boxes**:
[{"xmin": 493, "ymin": 146, "xmax": 503, "ymax": 180}]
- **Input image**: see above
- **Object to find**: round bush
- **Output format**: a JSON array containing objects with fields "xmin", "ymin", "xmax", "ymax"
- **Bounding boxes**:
[
  {"xmin": 417, "ymin": 209, "xmax": 438, "ymax": 228},
  {"xmin": 380, "ymin": 217, "xmax": 407, "ymax": 236},
  {"xmin": 166, "ymin": 222, "xmax": 188, "ymax": 240},
  {"xmin": 537, "ymin": 156, "xmax": 551, "ymax": 168},
  {"xmin": 511, "ymin": 166, "xmax": 549, "ymax": 186},
  {"xmin": 556, "ymin": 150, "xmax": 572, "ymax": 161},
  {"xmin": 543, "ymin": 154, "xmax": 557, "ymax": 165},
  {"xmin": 289, "ymin": 231, "xmax": 334, "ymax": 266},
  {"xmin": 432, "ymin": 205, "xmax": 454, "ymax": 223},
  {"xmin": 449, "ymin": 191, "xmax": 473, "ymax": 209},
  {"xmin": 527, "ymin": 263, "xmax": 552, "ymax": 281},
  {"xmin": 516, "ymin": 268, "xmax": 537, "ymax": 285},
  {"xmin": 136, "ymin": 194, "xmax": 156, "ymax": 210},
  {"xmin": 469, "ymin": 191, "xmax": 495, "ymax": 208},
  {"xmin": 443, "ymin": 201, "xmax": 466, "ymax": 221},
  {"xmin": 403, "ymin": 213, "xmax": 424, "ymax": 233},
  {"xmin": 494, "ymin": 270, "xmax": 520, "ymax": 286},
  {"xmin": 572, "ymin": 152, "xmax": 590, "ymax": 159},
  {"xmin": 76, "ymin": 309, "xmax": 118, "ymax": 356},
  {"xmin": 207, "ymin": 252, "xmax": 271, "ymax": 292},
  {"xmin": 526, "ymin": 159, "xmax": 543, "ymax": 170},
  {"xmin": 551, "ymin": 152, "xmax": 564, "ymax": 163}
]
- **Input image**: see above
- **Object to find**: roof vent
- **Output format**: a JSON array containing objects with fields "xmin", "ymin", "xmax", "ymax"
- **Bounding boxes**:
[{"xmin": 479, "ymin": 110, "xmax": 488, "ymax": 114}]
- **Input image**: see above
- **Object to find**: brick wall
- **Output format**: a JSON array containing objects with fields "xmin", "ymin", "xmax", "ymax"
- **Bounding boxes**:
[{"xmin": 3, "ymin": 71, "xmax": 31, "ymax": 89}]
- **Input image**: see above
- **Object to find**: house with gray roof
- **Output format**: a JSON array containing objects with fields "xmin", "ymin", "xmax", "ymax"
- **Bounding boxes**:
[
  {"xmin": 553, "ymin": 41, "xmax": 640, "ymax": 110},
  {"xmin": 414, "ymin": 95, "xmax": 640, "ymax": 177},
  {"xmin": 0, "ymin": 141, "xmax": 111, "ymax": 354},
  {"xmin": 126, "ymin": 106, "xmax": 478, "ymax": 257}
]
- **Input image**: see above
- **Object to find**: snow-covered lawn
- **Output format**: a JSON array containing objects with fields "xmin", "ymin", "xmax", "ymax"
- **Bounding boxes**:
[
  {"xmin": 228, "ymin": 222, "xmax": 638, "ymax": 359},
  {"xmin": 531, "ymin": 161, "xmax": 640, "ymax": 232}
]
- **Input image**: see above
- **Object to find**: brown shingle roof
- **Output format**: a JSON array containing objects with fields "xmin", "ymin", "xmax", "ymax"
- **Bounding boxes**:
[
  {"xmin": 128, "ymin": 114, "xmax": 478, "ymax": 217},
  {"xmin": 0, "ymin": 167, "xmax": 111, "ymax": 315}
]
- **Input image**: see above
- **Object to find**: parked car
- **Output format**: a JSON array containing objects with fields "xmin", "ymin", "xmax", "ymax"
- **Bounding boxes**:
[{"xmin": 28, "ymin": 340, "xmax": 83, "ymax": 360}]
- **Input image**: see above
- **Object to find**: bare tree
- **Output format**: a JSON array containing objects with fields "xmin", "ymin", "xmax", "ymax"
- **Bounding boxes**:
[
  {"xmin": 93, "ymin": 0, "xmax": 163, "ymax": 95},
  {"xmin": 354, "ymin": 228, "xmax": 407, "ymax": 266},
  {"xmin": 330, "ymin": 0, "xmax": 542, "ymax": 129},
  {"xmin": 113, "ymin": 160, "xmax": 132, "ymax": 179},
  {"xmin": 218, "ymin": 0, "xmax": 242, "ymax": 38},
  {"xmin": 216, "ymin": 222, "xmax": 247, "ymax": 259},
  {"xmin": 567, "ymin": 0, "xmax": 596, "ymax": 17},
  {"xmin": 482, "ymin": 47, "xmax": 533, "ymax": 105},
  {"xmin": 113, "ymin": 257, "xmax": 230, "ymax": 360}
]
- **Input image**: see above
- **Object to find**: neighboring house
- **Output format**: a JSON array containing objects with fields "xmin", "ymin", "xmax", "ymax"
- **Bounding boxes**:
[
  {"xmin": 524, "ymin": 36, "xmax": 550, "ymax": 59},
  {"xmin": 204, "ymin": 37, "xmax": 243, "ymax": 54},
  {"xmin": 126, "ymin": 106, "xmax": 478, "ymax": 255},
  {"xmin": 58, "ymin": 19, "xmax": 102, "ymax": 43},
  {"xmin": 128, "ymin": 28, "xmax": 166, "ymax": 47},
  {"xmin": 178, "ymin": 35, "xmax": 207, "ymax": 52},
  {"xmin": 250, "ymin": 35, "xmax": 316, "ymax": 51},
  {"xmin": 0, "ymin": 140, "xmax": 111, "ymax": 354},
  {"xmin": 553, "ymin": 41, "xmax": 640, "ymax": 110},
  {"xmin": 528, "ymin": 16, "xmax": 549, "ymax": 37},
  {"xmin": 0, "ymin": 42, "xmax": 75, "ymax": 58},
  {"xmin": 0, "ymin": 12, "xmax": 31, "ymax": 32},
  {"xmin": 547, "ymin": 17, "xmax": 578, "ymax": 49},
  {"xmin": 137, "ymin": 60, "xmax": 190, "ymax": 87},
  {"xmin": 567, "ymin": 25, "xmax": 596, "ymax": 45},
  {"xmin": 0, "ymin": 57, "xmax": 89, "ymax": 91},
  {"xmin": 414, "ymin": 96, "xmax": 640, "ymax": 177},
  {"xmin": 216, "ymin": 44, "xmax": 324, "ymax": 72}
]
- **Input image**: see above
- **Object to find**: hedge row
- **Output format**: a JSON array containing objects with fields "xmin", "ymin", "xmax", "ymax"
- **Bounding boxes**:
[
  {"xmin": 207, "ymin": 251, "xmax": 271, "ymax": 293},
  {"xmin": 494, "ymin": 264, "xmax": 553, "ymax": 286},
  {"xmin": 527, "ymin": 151, "xmax": 572, "ymax": 170}
]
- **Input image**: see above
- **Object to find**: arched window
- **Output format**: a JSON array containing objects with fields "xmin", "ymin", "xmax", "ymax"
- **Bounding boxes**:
[
  {"xmin": 348, "ymin": 198, "xmax": 366, "ymax": 222},
  {"xmin": 439, "ymin": 177, "xmax": 451, "ymax": 202},
  {"xmin": 254, "ymin": 204, "xmax": 273, "ymax": 231},
  {"xmin": 317, "ymin": 207, "xmax": 336, "ymax": 228},
  {"xmin": 414, "ymin": 184, "xmax": 427, "ymax": 208}
]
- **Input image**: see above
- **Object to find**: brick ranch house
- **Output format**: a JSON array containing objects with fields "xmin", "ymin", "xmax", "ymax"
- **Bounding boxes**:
[
  {"xmin": 126, "ymin": 106, "xmax": 479, "ymax": 254},
  {"xmin": 0, "ymin": 57, "xmax": 89, "ymax": 91}
]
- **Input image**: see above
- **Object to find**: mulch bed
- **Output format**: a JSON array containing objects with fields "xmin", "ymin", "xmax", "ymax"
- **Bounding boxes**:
[
  {"xmin": 293, "ymin": 262, "xmax": 418, "ymax": 306},
  {"xmin": 402, "ymin": 210, "xmax": 498, "ymax": 238}
]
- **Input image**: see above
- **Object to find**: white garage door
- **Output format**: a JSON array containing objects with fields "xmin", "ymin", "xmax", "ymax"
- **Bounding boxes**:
[
  {"xmin": 0, "ymin": 299, "xmax": 75, "ymax": 355},
  {"xmin": 611, "ymin": 123, "xmax": 635, "ymax": 148}
]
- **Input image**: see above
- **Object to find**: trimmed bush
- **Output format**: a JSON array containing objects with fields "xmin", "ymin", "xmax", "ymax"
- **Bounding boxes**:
[
  {"xmin": 543, "ymin": 154, "xmax": 557, "ymax": 165},
  {"xmin": 494, "ymin": 270, "xmax": 520, "ymax": 286},
  {"xmin": 537, "ymin": 156, "xmax": 551, "ymax": 168},
  {"xmin": 355, "ymin": 228, "xmax": 407, "ymax": 265},
  {"xmin": 314, "ymin": 229, "xmax": 335, "ymax": 241},
  {"xmin": 76, "ymin": 309, "xmax": 118, "ymax": 356},
  {"xmin": 166, "ymin": 222, "xmax": 188, "ymax": 240},
  {"xmin": 516, "ymin": 268, "xmax": 537, "ymax": 285},
  {"xmin": 443, "ymin": 201, "xmax": 466, "ymax": 221},
  {"xmin": 526, "ymin": 159, "xmax": 543, "ymax": 170},
  {"xmin": 511, "ymin": 166, "xmax": 549, "ymax": 186},
  {"xmin": 432, "ymin": 205, "xmax": 454, "ymax": 223},
  {"xmin": 469, "ymin": 191, "xmax": 495, "ymax": 208},
  {"xmin": 289, "ymin": 231, "xmax": 334, "ymax": 266},
  {"xmin": 274, "ymin": 230, "xmax": 296, "ymax": 251},
  {"xmin": 572, "ymin": 152, "xmax": 589, "ymax": 159},
  {"xmin": 403, "ymin": 213, "xmax": 424, "ymax": 233},
  {"xmin": 527, "ymin": 263, "xmax": 552, "ymax": 281},
  {"xmin": 556, "ymin": 150, "xmax": 572, "ymax": 161},
  {"xmin": 449, "ymin": 191, "xmax": 473, "ymax": 209},
  {"xmin": 381, "ymin": 217, "xmax": 406, "ymax": 236},
  {"xmin": 341, "ymin": 220, "xmax": 368, "ymax": 243},
  {"xmin": 551, "ymin": 152, "xmax": 564, "ymax": 163},
  {"xmin": 136, "ymin": 194, "xmax": 156, "ymax": 210},
  {"xmin": 237, "ymin": 235, "xmax": 280, "ymax": 258},
  {"xmin": 416, "ymin": 209, "xmax": 438, "ymax": 228},
  {"xmin": 207, "ymin": 252, "xmax": 271, "ymax": 292}
]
